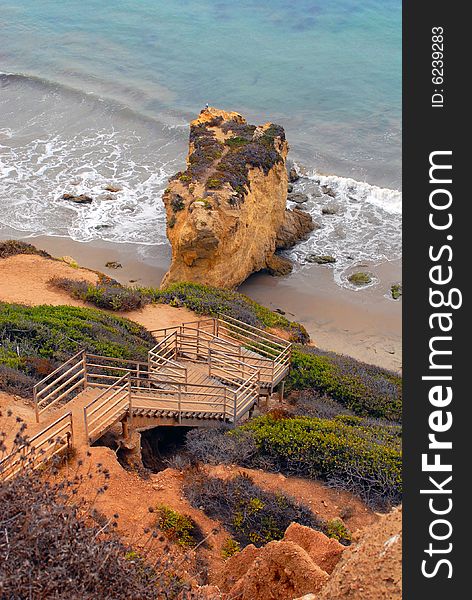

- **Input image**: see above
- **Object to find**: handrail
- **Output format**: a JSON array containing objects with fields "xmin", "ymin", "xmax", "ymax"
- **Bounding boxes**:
[
  {"xmin": 84, "ymin": 372, "xmax": 131, "ymax": 444},
  {"xmin": 218, "ymin": 314, "xmax": 291, "ymax": 347},
  {"xmin": 0, "ymin": 412, "xmax": 73, "ymax": 481}
]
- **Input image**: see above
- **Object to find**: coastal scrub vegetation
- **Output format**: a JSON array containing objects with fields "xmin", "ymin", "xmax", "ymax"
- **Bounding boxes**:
[
  {"xmin": 153, "ymin": 504, "xmax": 201, "ymax": 549},
  {"xmin": 287, "ymin": 346, "xmax": 402, "ymax": 422},
  {"xmin": 0, "ymin": 239, "xmax": 52, "ymax": 260},
  {"xmin": 47, "ymin": 277, "xmax": 310, "ymax": 343},
  {"xmin": 170, "ymin": 116, "xmax": 286, "ymax": 202},
  {"xmin": 183, "ymin": 470, "xmax": 327, "ymax": 547},
  {"xmin": 0, "ymin": 461, "xmax": 194, "ymax": 599},
  {"xmin": 0, "ymin": 303, "xmax": 154, "ymax": 397},
  {"xmin": 185, "ymin": 414, "xmax": 402, "ymax": 510}
]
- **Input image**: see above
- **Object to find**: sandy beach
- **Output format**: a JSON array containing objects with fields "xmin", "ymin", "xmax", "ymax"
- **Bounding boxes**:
[{"xmin": 4, "ymin": 233, "xmax": 401, "ymax": 372}]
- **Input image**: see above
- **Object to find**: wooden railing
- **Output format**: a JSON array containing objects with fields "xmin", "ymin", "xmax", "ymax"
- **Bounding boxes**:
[
  {"xmin": 84, "ymin": 354, "xmax": 149, "ymax": 389},
  {"xmin": 0, "ymin": 412, "xmax": 73, "ymax": 481},
  {"xmin": 148, "ymin": 332, "xmax": 188, "ymax": 387},
  {"xmin": 33, "ymin": 350, "xmax": 86, "ymax": 422},
  {"xmin": 131, "ymin": 379, "xmax": 229, "ymax": 423},
  {"xmin": 215, "ymin": 315, "xmax": 291, "ymax": 387},
  {"xmin": 231, "ymin": 371, "xmax": 261, "ymax": 423},
  {"xmin": 83, "ymin": 373, "xmax": 131, "ymax": 444},
  {"xmin": 150, "ymin": 316, "xmax": 291, "ymax": 391},
  {"xmin": 208, "ymin": 346, "xmax": 259, "ymax": 386}
]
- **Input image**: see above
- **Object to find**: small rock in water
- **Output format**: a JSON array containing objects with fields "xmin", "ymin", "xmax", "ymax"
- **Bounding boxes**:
[
  {"xmin": 312, "ymin": 185, "xmax": 323, "ymax": 198},
  {"xmin": 306, "ymin": 254, "xmax": 336, "ymax": 264},
  {"xmin": 321, "ymin": 185, "xmax": 336, "ymax": 197},
  {"xmin": 391, "ymin": 283, "xmax": 402, "ymax": 300},
  {"xmin": 105, "ymin": 261, "xmax": 123, "ymax": 269},
  {"xmin": 348, "ymin": 272, "xmax": 372, "ymax": 286},
  {"xmin": 62, "ymin": 193, "xmax": 93, "ymax": 204},
  {"xmin": 289, "ymin": 193, "xmax": 309, "ymax": 205},
  {"xmin": 322, "ymin": 203, "xmax": 339, "ymax": 215},
  {"xmin": 287, "ymin": 183, "xmax": 294, "ymax": 193},
  {"xmin": 103, "ymin": 183, "xmax": 122, "ymax": 193},
  {"xmin": 288, "ymin": 167, "xmax": 300, "ymax": 183}
]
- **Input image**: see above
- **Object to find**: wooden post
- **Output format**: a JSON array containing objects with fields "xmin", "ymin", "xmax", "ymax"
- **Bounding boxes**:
[
  {"xmin": 278, "ymin": 380, "xmax": 285, "ymax": 403},
  {"xmin": 122, "ymin": 418, "xmax": 129, "ymax": 441},
  {"xmin": 83, "ymin": 407, "xmax": 90, "ymax": 445},
  {"xmin": 82, "ymin": 350, "xmax": 88, "ymax": 390},
  {"xmin": 178, "ymin": 384, "xmax": 182, "ymax": 424},
  {"xmin": 33, "ymin": 386, "xmax": 40, "ymax": 423}
]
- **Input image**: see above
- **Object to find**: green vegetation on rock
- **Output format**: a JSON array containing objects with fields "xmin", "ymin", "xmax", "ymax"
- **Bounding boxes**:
[
  {"xmin": 348, "ymin": 272, "xmax": 372, "ymax": 286},
  {"xmin": 391, "ymin": 283, "xmax": 402, "ymax": 300}
]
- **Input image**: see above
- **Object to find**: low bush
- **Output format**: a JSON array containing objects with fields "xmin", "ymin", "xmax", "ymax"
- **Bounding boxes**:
[
  {"xmin": 0, "ymin": 303, "xmax": 155, "ymax": 396},
  {"xmin": 143, "ymin": 282, "xmax": 309, "ymax": 343},
  {"xmin": 287, "ymin": 347, "xmax": 402, "ymax": 422},
  {"xmin": 51, "ymin": 276, "xmax": 149, "ymax": 311},
  {"xmin": 0, "ymin": 239, "xmax": 52, "ymax": 259},
  {"xmin": 183, "ymin": 470, "xmax": 325, "ymax": 547},
  {"xmin": 326, "ymin": 518, "xmax": 352, "ymax": 545},
  {"xmin": 221, "ymin": 538, "xmax": 241, "ymax": 559},
  {"xmin": 241, "ymin": 415, "xmax": 402, "ymax": 509},
  {"xmin": 0, "ymin": 470, "xmax": 191, "ymax": 599},
  {"xmin": 153, "ymin": 505, "xmax": 201, "ymax": 548},
  {"xmin": 185, "ymin": 415, "xmax": 402, "ymax": 510}
]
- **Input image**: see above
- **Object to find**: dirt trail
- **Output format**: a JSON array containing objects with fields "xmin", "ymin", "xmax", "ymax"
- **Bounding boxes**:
[{"xmin": 0, "ymin": 253, "xmax": 197, "ymax": 330}]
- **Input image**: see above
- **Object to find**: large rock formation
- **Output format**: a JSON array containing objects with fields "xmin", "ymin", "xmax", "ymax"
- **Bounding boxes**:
[
  {"xmin": 217, "ymin": 523, "xmax": 344, "ymax": 600},
  {"xmin": 160, "ymin": 107, "xmax": 314, "ymax": 289}
]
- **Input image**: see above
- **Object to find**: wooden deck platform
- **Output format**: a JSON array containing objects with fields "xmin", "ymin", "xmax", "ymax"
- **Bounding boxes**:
[{"xmin": 1, "ymin": 316, "xmax": 291, "ymax": 480}]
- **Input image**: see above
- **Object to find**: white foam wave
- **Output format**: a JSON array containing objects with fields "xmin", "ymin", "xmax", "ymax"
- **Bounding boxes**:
[
  {"xmin": 0, "ymin": 127, "xmax": 182, "ymax": 245},
  {"xmin": 286, "ymin": 169, "xmax": 402, "ymax": 287}
]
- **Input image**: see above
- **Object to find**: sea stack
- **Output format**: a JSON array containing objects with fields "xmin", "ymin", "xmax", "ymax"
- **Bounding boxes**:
[{"xmin": 160, "ymin": 107, "xmax": 314, "ymax": 289}]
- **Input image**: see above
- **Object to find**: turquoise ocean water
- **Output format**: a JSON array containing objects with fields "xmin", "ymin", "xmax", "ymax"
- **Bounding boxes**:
[{"xmin": 0, "ymin": 0, "xmax": 402, "ymax": 284}]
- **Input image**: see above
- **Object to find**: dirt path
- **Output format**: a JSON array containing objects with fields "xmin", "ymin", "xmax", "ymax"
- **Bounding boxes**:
[{"xmin": 0, "ymin": 253, "xmax": 197, "ymax": 330}]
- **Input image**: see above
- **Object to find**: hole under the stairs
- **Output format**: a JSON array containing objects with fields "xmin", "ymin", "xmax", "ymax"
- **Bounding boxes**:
[{"xmin": 141, "ymin": 426, "xmax": 193, "ymax": 473}]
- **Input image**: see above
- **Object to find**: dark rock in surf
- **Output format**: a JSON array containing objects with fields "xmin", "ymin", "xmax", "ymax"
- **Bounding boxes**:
[
  {"xmin": 62, "ymin": 193, "xmax": 93, "ymax": 204},
  {"xmin": 288, "ymin": 167, "xmax": 300, "ymax": 183},
  {"xmin": 289, "ymin": 193, "xmax": 309, "ymax": 205}
]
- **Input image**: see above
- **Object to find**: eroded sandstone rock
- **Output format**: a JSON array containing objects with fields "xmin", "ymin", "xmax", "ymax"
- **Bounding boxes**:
[
  {"xmin": 160, "ymin": 107, "xmax": 314, "ymax": 289},
  {"xmin": 276, "ymin": 208, "xmax": 317, "ymax": 250}
]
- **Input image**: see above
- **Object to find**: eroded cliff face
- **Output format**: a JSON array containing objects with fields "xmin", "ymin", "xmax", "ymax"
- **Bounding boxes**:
[{"xmin": 161, "ymin": 107, "xmax": 312, "ymax": 289}]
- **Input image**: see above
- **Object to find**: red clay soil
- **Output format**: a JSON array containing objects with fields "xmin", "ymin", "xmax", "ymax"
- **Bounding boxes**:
[{"xmin": 319, "ymin": 506, "xmax": 402, "ymax": 600}]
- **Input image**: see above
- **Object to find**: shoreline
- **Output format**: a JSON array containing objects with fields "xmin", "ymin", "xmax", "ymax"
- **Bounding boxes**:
[{"xmin": 4, "ymin": 232, "xmax": 402, "ymax": 372}]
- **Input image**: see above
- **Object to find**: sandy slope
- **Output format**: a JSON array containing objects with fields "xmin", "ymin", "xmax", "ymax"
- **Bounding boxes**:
[{"xmin": 0, "ymin": 253, "xmax": 196, "ymax": 330}]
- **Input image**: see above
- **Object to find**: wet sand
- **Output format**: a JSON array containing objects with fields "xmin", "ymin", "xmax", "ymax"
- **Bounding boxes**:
[{"xmin": 5, "ymin": 233, "xmax": 402, "ymax": 372}]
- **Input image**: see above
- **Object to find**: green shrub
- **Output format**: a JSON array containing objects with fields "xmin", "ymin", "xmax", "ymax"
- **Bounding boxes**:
[
  {"xmin": 154, "ymin": 505, "xmax": 199, "ymax": 548},
  {"xmin": 287, "ymin": 347, "xmax": 402, "ymax": 422},
  {"xmin": 0, "ymin": 303, "xmax": 155, "ymax": 396},
  {"xmin": 240, "ymin": 414, "xmax": 402, "ymax": 509},
  {"xmin": 206, "ymin": 177, "xmax": 223, "ymax": 189},
  {"xmin": 183, "ymin": 471, "xmax": 325, "ymax": 548},
  {"xmin": 326, "ymin": 518, "xmax": 352, "ymax": 545},
  {"xmin": 221, "ymin": 538, "xmax": 241, "ymax": 559},
  {"xmin": 0, "ymin": 240, "xmax": 52, "ymax": 260},
  {"xmin": 50, "ymin": 277, "xmax": 149, "ymax": 311}
]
